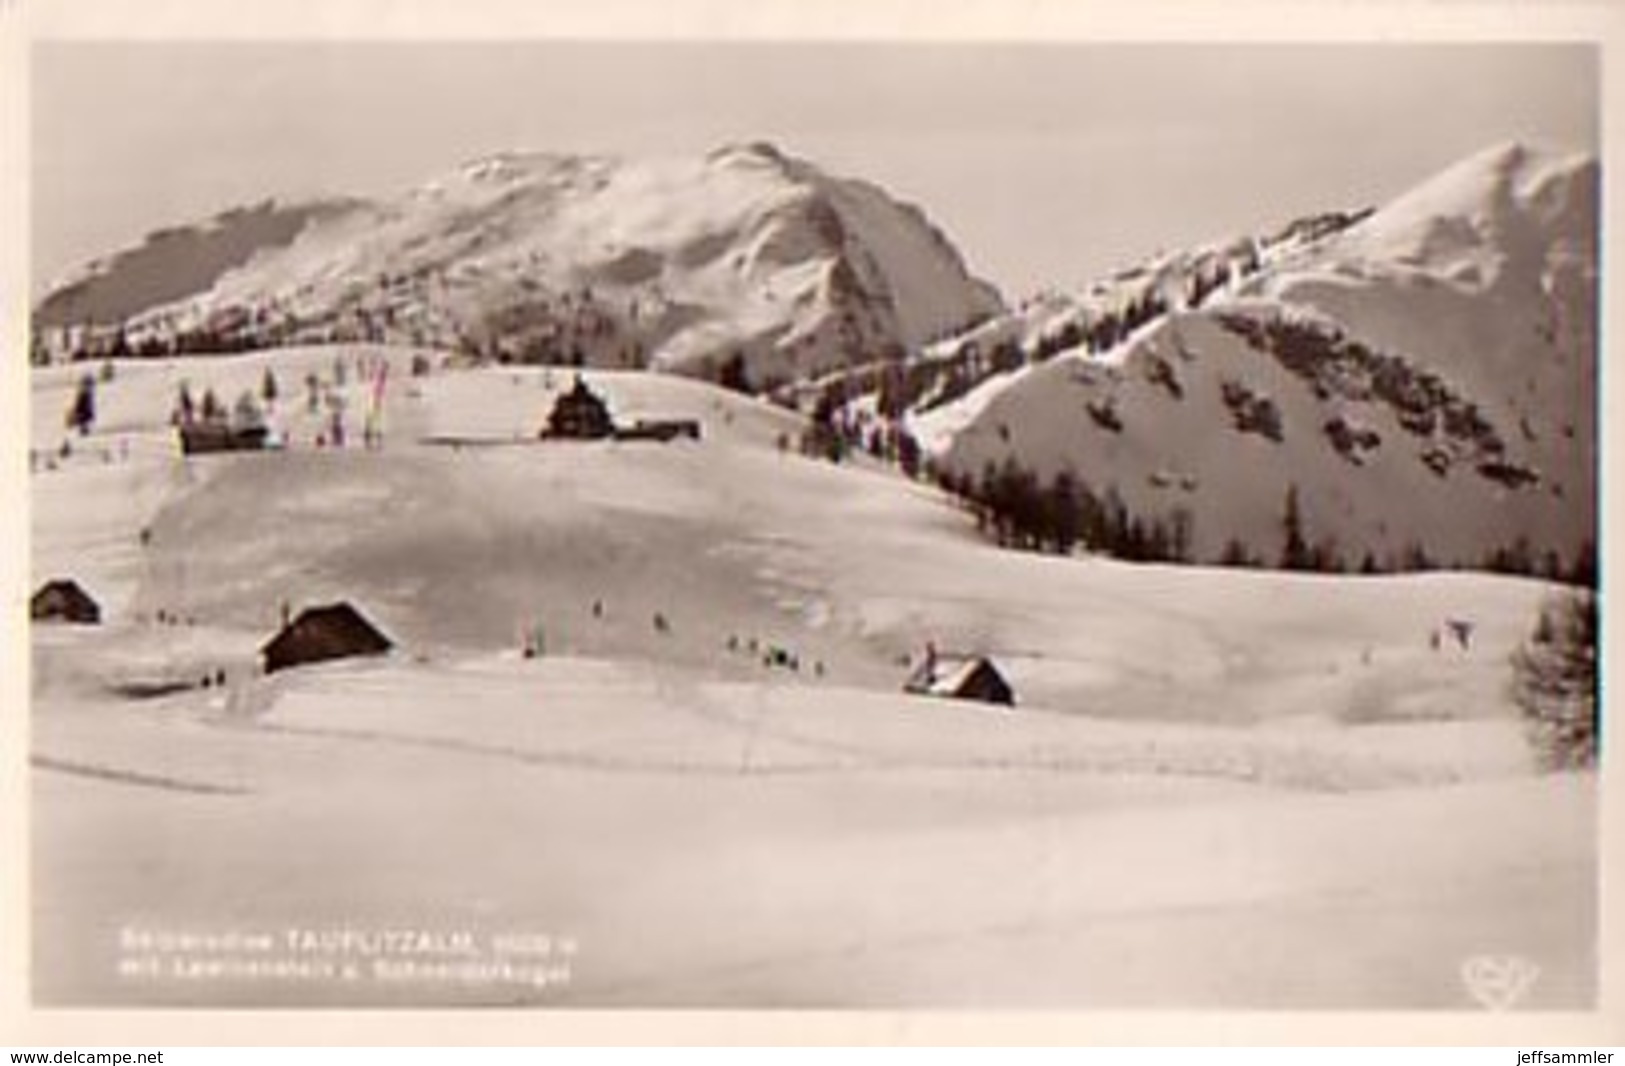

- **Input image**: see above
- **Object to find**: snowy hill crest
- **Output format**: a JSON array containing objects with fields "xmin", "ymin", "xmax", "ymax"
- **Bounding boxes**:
[
  {"xmin": 912, "ymin": 142, "xmax": 1596, "ymax": 573},
  {"xmin": 35, "ymin": 142, "xmax": 1005, "ymax": 387}
]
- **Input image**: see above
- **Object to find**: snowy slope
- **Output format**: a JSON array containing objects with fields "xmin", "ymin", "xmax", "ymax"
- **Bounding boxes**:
[
  {"xmin": 29, "ymin": 349, "xmax": 1595, "ymax": 1007},
  {"xmin": 33, "ymin": 198, "xmax": 367, "ymax": 330},
  {"xmin": 36, "ymin": 144, "xmax": 1004, "ymax": 387},
  {"xmin": 924, "ymin": 142, "xmax": 1596, "ymax": 570}
]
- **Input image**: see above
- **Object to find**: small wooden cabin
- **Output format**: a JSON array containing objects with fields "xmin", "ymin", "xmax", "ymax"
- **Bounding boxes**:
[
  {"xmin": 616, "ymin": 418, "xmax": 702, "ymax": 442},
  {"xmin": 542, "ymin": 376, "xmax": 616, "ymax": 440},
  {"xmin": 261, "ymin": 602, "xmax": 392, "ymax": 674},
  {"xmin": 904, "ymin": 654, "xmax": 1015, "ymax": 707},
  {"xmin": 31, "ymin": 579, "xmax": 101, "ymax": 625},
  {"xmin": 178, "ymin": 422, "xmax": 269, "ymax": 455}
]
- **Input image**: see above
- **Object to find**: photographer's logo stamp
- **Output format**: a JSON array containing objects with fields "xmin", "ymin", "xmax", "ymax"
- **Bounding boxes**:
[{"xmin": 1460, "ymin": 954, "xmax": 1540, "ymax": 1011}]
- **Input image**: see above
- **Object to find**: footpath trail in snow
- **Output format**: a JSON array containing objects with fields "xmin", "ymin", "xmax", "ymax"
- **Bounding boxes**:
[{"xmin": 29, "ymin": 354, "xmax": 1594, "ymax": 1007}]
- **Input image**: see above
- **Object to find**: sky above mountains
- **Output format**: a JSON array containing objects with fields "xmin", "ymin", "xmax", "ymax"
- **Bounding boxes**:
[{"xmin": 32, "ymin": 41, "xmax": 1595, "ymax": 299}]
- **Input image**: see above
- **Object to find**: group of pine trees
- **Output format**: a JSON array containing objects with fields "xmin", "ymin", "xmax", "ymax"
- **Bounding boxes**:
[
  {"xmin": 1229, "ymin": 483, "xmax": 1597, "ymax": 585},
  {"xmin": 39, "ymin": 269, "xmax": 655, "ymax": 369},
  {"xmin": 168, "ymin": 369, "xmax": 280, "ymax": 431},
  {"xmin": 794, "ymin": 364, "xmax": 1597, "ymax": 580},
  {"xmin": 930, "ymin": 460, "xmax": 1602, "ymax": 586},
  {"xmin": 1512, "ymin": 586, "xmax": 1598, "ymax": 772},
  {"xmin": 931, "ymin": 460, "xmax": 1194, "ymax": 563},
  {"xmin": 1483, "ymin": 536, "xmax": 1598, "ymax": 586}
]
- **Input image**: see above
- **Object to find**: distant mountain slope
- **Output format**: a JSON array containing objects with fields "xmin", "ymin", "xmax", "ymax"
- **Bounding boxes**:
[
  {"xmin": 33, "ymin": 199, "xmax": 367, "ymax": 329},
  {"xmin": 35, "ymin": 143, "xmax": 1004, "ymax": 386},
  {"xmin": 915, "ymin": 143, "xmax": 1596, "ymax": 572}
]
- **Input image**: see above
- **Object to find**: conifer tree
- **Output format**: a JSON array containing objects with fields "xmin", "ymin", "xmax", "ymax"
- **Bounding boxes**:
[
  {"xmin": 1049, "ymin": 470, "xmax": 1082, "ymax": 555},
  {"xmin": 175, "ymin": 381, "xmax": 196, "ymax": 426},
  {"xmin": 1512, "ymin": 590, "xmax": 1598, "ymax": 771},
  {"xmin": 201, "ymin": 387, "xmax": 224, "ymax": 423},
  {"xmin": 1280, "ymin": 484, "xmax": 1312, "ymax": 571},
  {"xmin": 66, "ymin": 373, "xmax": 96, "ymax": 436}
]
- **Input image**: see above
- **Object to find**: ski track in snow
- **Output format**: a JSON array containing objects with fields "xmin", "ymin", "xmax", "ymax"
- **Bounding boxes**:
[
  {"xmin": 226, "ymin": 689, "xmax": 1457, "ymax": 791},
  {"xmin": 30, "ymin": 753, "xmax": 252, "ymax": 797}
]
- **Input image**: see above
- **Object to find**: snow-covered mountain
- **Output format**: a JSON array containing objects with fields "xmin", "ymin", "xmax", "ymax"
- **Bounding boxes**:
[
  {"xmin": 36, "ymin": 143, "xmax": 1004, "ymax": 386},
  {"xmin": 33, "ymin": 198, "xmax": 368, "ymax": 330},
  {"xmin": 27, "ymin": 141, "xmax": 1598, "ymax": 1010},
  {"xmin": 913, "ymin": 142, "xmax": 1596, "ymax": 573},
  {"xmin": 34, "ymin": 140, "xmax": 1595, "ymax": 573}
]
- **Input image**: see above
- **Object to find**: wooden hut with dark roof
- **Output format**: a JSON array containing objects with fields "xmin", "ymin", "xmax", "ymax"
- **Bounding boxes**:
[
  {"xmin": 178, "ymin": 421, "xmax": 269, "ymax": 455},
  {"xmin": 31, "ymin": 579, "xmax": 101, "ymax": 624},
  {"xmin": 541, "ymin": 375, "xmax": 616, "ymax": 440},
  {"xmin": 904, "ymin": 653, "xmax": 1015, "ymax": 707},
  {"xmin": 261, "ymin": 602, "xmax": 392, "ymax": 674}
]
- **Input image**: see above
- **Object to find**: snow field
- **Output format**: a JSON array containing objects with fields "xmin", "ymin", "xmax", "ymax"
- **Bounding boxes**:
[{"xmin": 29, "ymin": 353, "xmax": 1594, "ymax": 1006}]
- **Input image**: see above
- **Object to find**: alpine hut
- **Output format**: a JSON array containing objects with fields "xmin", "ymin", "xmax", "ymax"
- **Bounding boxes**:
[
  {"xmin": 31, "ymin": 579, "xmax": 101, "ymax": 624},
  {"xmin": 542, "ymin": 375, "xmax": 616, "ymax": 440},
  {"xmin": 178, "ymin": 421, "xmax": 269, "ymax": 455},
  {"xmin": 261, "ymin": 602, "xmax": 393, "ymax": 674},
  {"xmin": 903, "ymin": 651, "xmax": 1015, "ymax": 707}
]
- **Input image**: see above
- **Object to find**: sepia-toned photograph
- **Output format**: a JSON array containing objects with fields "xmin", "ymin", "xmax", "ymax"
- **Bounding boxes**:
[{"xmin": 20, "ymin": 24, "xmax": 1601, "ymax": 1017}]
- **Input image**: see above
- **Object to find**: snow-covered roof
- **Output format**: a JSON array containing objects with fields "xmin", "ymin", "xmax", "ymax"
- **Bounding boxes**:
[
  {"xmin": 921, "ymin": 657, "xmax": 985, "ymax": 697},
  {"xmin": 905, "ymin": 655, "xmax": 1013, "ymax": 703}
]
